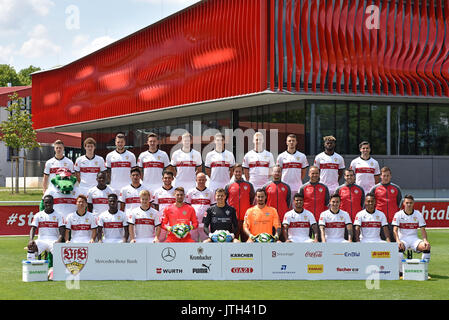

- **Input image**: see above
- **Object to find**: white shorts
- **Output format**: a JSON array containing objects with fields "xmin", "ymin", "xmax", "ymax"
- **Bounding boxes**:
[
  {"xmin": 400, "ymin": 237, "xmax": 423, "ymax": 252},
  {"xmin": 134, "ymin": 237, "xmax": 155, "ymax": 243},
  {"xmin": 289, "ymin": 237, "xmax": 314, "ymax": 243},
  {"xmin": 361, "ymin": 238, "xmax": 386, "ymax": 243},
  {"xmin": 103, "ymin": 238, "xmax": 124, "ymax": 243},
  {"xmin": 326, "ymin": 238, "xmax": 348, "ymax": 243},
  {"xmin": 35, "ymin": 239, "xmax": 57, "ymax": 255}
]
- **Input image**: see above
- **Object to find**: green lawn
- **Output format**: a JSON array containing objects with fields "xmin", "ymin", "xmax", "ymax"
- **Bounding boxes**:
[
  {"xmin": 1, "ymin": 230, "xmax": 448, "ymax": 300},
  {"xmin": 0, "ymin": 189, "xmax": 41, "ymax": 205}
]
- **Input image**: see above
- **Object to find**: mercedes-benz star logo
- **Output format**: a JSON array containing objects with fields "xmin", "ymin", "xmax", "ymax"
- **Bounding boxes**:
[{"xmin": 161, "ymin": 247, "xmax": 176, "ymax": 262}]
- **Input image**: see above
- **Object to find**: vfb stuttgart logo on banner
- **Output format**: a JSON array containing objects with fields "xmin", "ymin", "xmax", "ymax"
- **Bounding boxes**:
[{"xmin": 62, "ymin": 247, "xmax": 88, "ymax": 275}]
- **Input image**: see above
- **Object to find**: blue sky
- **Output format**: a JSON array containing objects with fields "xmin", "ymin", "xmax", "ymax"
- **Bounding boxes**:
[{"xmin": 0, "ymin": 0, "xmax": 201, "ymax": 72}]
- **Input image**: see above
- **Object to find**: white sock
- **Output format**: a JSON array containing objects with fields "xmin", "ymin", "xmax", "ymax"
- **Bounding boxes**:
[{"xmin": 422, "ymin": 252, "xmax": 431, "ymax": 261}]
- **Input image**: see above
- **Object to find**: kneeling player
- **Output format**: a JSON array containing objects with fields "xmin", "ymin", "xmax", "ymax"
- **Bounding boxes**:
[
  {"xmin": 392, "ymin": 195, "xmax": 431, "ymax": 272},
  {"xmin": 353, "ymin": 193, "xmax": 390, "ymax": 243},
  {"xmin": 282, "ymin": 193, "xmax": 319, "ymax": 242},
  {"xmin": 97, "ymin": 193, "xmax": 129, "ymax": 243},
  {"xmin": 128, "ymin": 190, "xmax": 161, "ymax": 243},
  {"xmin": 203, "ymin": 188, "xmax": 239, "ymax": 243},
  {"xmin": 319, "ymin": 194, "xmax": 353, "ymax": 243},
  {"xmin": 65, "ymin": 195, "xmax": 97, "ymax": 243}
]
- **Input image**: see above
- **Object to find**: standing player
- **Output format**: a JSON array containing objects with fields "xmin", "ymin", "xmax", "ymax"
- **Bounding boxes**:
[
  {"xmin": 349, "ymin": 141, "xmax": 381, "ymax": 195},
  {"xmin": 243, "ymin": 132, "xmax": 275, "ymax": 191},
  {"xmin": 119, "ymin": 168, "xmax": 148, "ymax": 218},
  {"xmin": 276, "ymin": 134, "xmax": 309, "ymax": 203},
  {"xmin": 243, "ymin": 189, "xmax": 282, "ymax": 242},
  {"xmin": 171, "ymin": 132, "xmax": 202, "ymax": 192},
  {"xmin": 137, "ymin": 133, "xmax": 171, "ymax": 194},
  {"xmin": 152, "ymin": 170, "xmax": 177, "ymax": 242},
  {"xmin": 65, "ymin": 195, "xmax": 97, "ymax": 243},
  {"xmin": 313, "ymin": 136, "xmax": 345, "ymax": 195},
  {"xmin": 43, "ymin": 140, "xmax": 74, "ymax": 193},
  {"xmin": 105, "ymin": 133, "xmax": 137, "ymax": 195},
  {"xmin": 87, "ymin": 172, "xmax": 114, "ymax": 218},
  {"xmin": 97, "ymin": 193, "xmax": 129, "ymax": 243},
  {"xmin": 335, "ymin": 169, "xmax": 365, "ymax": 222},
  {"xmin": 392, "ymin": 195, "xmax": 431, "ymax": 272},
  {"xmin": 203, "ymin": 188, "xmax": 239, "ymax": 242},
  {"xmin": 128, "ymin": 190, "xmax": 161, "ymax": 243},
  {"xmin": 225, "ymin": 164, "xmax": 255, "ymax": 242},
  {"xmin": 205, "ymin": 133, "xmax": 235, "ymax": 193},
  {"xmin": 319, "ymin": 194, "xmax": 353, "ymax": 243},
  {"xmin": 160, "ymin": 187, "xmax": 198, "ymax": 243},
  {"xmin": 353, "ymin": 193, "xmax": 390, "ymax": 243},
  {"xmin": 185, "ymin": 172, "xmax": 215, "ymax": 242},
  {"xmin": 282, "ymin": 193, "xmax": 319, "ymax": 243},
  {"xmin": 74, "ymin": 137, "xmax": 106, "ymax": 196}
]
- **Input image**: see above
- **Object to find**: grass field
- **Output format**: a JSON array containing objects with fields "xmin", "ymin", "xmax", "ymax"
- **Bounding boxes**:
[{"xmin": 1, "ymin": 230, "xmax": 448, "ymax": 300}]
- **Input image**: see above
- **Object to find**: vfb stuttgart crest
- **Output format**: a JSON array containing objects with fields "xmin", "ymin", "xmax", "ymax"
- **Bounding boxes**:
[{"xmin": 62, "ymin": 247, "xmax": 88, "ymax": 275}]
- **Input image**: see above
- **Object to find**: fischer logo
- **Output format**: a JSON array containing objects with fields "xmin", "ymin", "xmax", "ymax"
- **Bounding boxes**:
[
  {"xmin": 336, "ymin": 267, "xmax": 360, "ymax": 273},
  {"xmin": 371, "ymin": 251, "xmax": 391, "ymax": 258},
  {"xmin": 231, "ymin": 267, "xmax": 254, "ymax": 273},
  {"xmin": 305, "ymin": 251, "xmax": 323, "ymax": 258}
]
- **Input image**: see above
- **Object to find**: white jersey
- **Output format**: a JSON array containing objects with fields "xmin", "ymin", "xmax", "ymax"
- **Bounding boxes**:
[
  {"xmin": 74, "ymin": 155, "xmax": 106, "ymax": 193},
  {"xmin": 314, "ymin": 152, "xmax": 345, "ymax": 195},
  {"xmin": 87, "ymin": 185, "xmax": 114, "ymax": 217},
  {"xmin": 105, "ymin": 150, "xmax": 137, "ymax": 194},
  {"xmin": 119, "ymin": 183, "xmax": 150, "ymax": 217},
  {"xmin": 171, "ymin": 148, "xmax": 202, "ymax": 191},
  {"xmin": 65, "ymin": 211, "xmax": 97, "ymax": 243},
  {"xmin": 185, "ymin": 187, "xmax": 215, "ymax": 227},
  {"xmin": 137, "ymin": 149, "xmax": 170, "ymax": 192},
  {"xmin": 31, "ymin": 210, "xmax": 64, "ymax": 241},
  {"xmin": 128, "ymin": 206, "xmax": 160, "ymax": 242},
  {"xmin": 392, "ymin": 210, "xmax": 426, "ymax": 240},
  {"xmin": 353, "ymin": 209, "xmax": 388, "ymax": 242},
  {"xmin": 43, "ymin": 156, "xmax": 74, "ymax": 180},
  {"xmin": 97, "ymin": 210, "xmax": 128, "ymax": 243},
  {"xmin": 283, "ymin": 208, "xmax": 316, "ymax": 242},
  {"xmin": 205, "ymin": 149, "xmax": 235, "ymax": 192},
  {"xmin": 242, "ymin": 149, "xmax": 275, "ymax": 190},
  {"xmin": 277, "ymin": 150, "xmax": 309, "ymax": 190},
  {"xmin": 43, "ymin": 185, "xmax": 79, "ymax": 221},
  {"xmin": 349, "ymin": 156, "xmax": 380, "ymax": 195},
  {"xmin": 319, "ymin": 209, "xmax": 352, "ymax": 242},
  {"xmin": 152, "ymin": 186, "xmax": 176, "ymax": 216}
]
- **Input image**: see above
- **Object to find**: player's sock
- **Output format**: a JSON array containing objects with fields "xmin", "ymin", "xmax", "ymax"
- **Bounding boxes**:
[
  {"xmin": 398, "ymin": 252, "xmax": 404, "ymax": 273},
  {"xmin": 27, "ymin": 251, "xmax": 37, "ymax": 260},
  {"xmin": 48, "ymin": 252, "xmax": 53, "ymax": 268},
  {"xmin": 422, "ymin": 252, "xmax": 431, "ymax": 262}
]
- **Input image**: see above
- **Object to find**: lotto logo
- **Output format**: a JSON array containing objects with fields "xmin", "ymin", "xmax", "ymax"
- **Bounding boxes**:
[
  {"xmin": 371, "ymin": 251, "xmax": 390, "ymax": 258},
  {"xmin": 307, "ymin": 264, "xmax": 324, "ymax": 273}
]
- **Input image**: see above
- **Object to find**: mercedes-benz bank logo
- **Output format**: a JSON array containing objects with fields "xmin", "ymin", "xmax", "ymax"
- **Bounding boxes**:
[{"xmin": 161, "ymin": 247, "xmax": 176, "ymax": 262}]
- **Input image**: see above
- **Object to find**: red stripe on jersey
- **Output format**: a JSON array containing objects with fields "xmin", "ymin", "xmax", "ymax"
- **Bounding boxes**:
[
  {"xmin": 92, "ymin": 198, "xmax": 108, "ymax": 204},
  {"xmin": 355, "ymin": 167, "xmax": 375, "ymax": 174},
  {"xmin": 71, "ymin": 224, "xmax": 91, "ymax": 231},
  {"xmin": 289, "ymin": 221, "xmax": 310, "ymax": 228},
  {"xmin": 319, "ymin": 163, "xmax": 339, "ymax": 170},
  {"xmin": 361, "ymin": 221, "xmax": 382, "ymax": 228},
  {"xmin": 399, "ymin": 223, "xmax": 419, "ymax": 230},
  {"xmin": 103, "ymin": 222, "xmax": 123, "ymax": 229},
  {"xmin": 143, "ymin": 161, "xmax": 164, "ymax": 169},
  {"xmin": 325, "ymin": 222, "xmax": 346, "ymax": 228},
  {"xmin": 135, "ymin": 218, "xmax": 155, "ymax": 225},
  {"xmin": 53, "ymin": 198, "xmax": 76, "ymax": 205},
  {"xmin": 282, "ymin": 163, "xmax": 303, "ymax": 169},
  {"xmin": 111, "ymin": 162, "xmax": 131, "ymax": 168},
  {"xmin": 80, "ymin": 167, "xmax": 101, "ymax": 173},
  {"xmin": 158, "ymin": 198, "xmax": 176, "ymax": 204},
  {"xmin": 190, "ymin": 199, "xmax": 211, "ymax": 205},
  {"xmin": 38, "ymin": 221, "xmax": 59, "ymax": 228},
  {"xmin": 249, "ymin": 161, "xmax": 269, "ymax": 168},
  {"xmin": 49, "ymin": 167, "xmax": 65, "ymax": 174},
  {"xmin": 176, "ymin": 161, "xmax": 197, "ymax": 167},
  {"xmin": 210, "ymin": 161, "xmax": 230, "ymax": 168},
  {"xmin": 125, "ymin": 197, "xmax": 140, "ymax": 204}
]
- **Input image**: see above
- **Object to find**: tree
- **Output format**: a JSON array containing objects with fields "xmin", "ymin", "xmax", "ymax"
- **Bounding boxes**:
[
  {"xmin": 0, "ymin": 64, "xmax": 20, "ymax": 87},
  {"xmin": 0, "ymin": 93, "xmax": 40, "ymax": 193},
  {"xmin": 18, "ymin": 66, "xmax": 41, "ymax": 85}
]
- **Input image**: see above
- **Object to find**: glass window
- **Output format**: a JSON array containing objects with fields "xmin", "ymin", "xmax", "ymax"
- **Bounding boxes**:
[
  {"xmin": 428, "ymin": 104, "xmax": 449, "ymax": 155},
  {"xmin": 286, "ymin": 101, "xmax": 306, "ymax": 152}
]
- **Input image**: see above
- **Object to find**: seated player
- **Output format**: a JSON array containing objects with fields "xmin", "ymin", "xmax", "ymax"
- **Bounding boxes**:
[
  {"xmin": 353, "ymin": 193, "xmax": 390, "ymax": 243},
  {"xmin": 203, "ymin": 188, "xmax": 239, "ymax": 243},
  {"xmin": 319, "ymin": 194, "xmax": 353, "ymax": 243},
  {"xmin": 282, "ymin": 193, "xmax": 319, "ymax": 243},
  {"xmin": 97, "ymin": 193, "xmax": 129, "ymax": 243},
  {"xmin": 65, "ymin": 195, "xmax": 97, "ymax": 243},
  {"xmin": 128, "ymin": 190, "xmax": 161, "ymax": 243},
  {"xmin": 160, "ymin": 187, "xmax": 198, "ymax": 243},
  {"xmin": 243, "ymin": 189, "xmax": 282, "ymax": 243},
  {"xmin": 392, "ymin": 195, "xmax": 431, "ymax": 273}
]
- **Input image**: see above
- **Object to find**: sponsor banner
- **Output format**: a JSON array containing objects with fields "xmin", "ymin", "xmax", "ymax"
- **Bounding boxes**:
[
  {"xmin": 147, "ymin": 243, "xmax": 221, "ymax": 280},
  {"xmin": 415, "ymin": 202, "xmax": 449, "ymax": 228},
  {"xmin": 53, "ymin": 243, "xmax": 147, "ymax": 281},
  {"xmin": 221, "ymin": 243, "xmax": 262, "ymax": 280},
  {"xmin": 0, "ymin": 206, "xmax": 39, "ymax": 236}
]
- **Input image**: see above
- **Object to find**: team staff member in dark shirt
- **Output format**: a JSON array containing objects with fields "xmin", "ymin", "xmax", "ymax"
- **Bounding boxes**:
[{"xmin": 203, "ymin": 188, "xmax": 239, "ymax": 242}]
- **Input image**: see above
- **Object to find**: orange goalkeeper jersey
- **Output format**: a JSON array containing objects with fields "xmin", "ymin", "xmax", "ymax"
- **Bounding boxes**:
[{"xmin": 243, "ymin": 205, "xmax": 281, "ymax": 236}]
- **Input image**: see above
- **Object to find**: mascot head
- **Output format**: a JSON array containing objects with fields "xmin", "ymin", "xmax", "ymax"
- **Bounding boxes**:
[{"xmin": 51, "ymin": 168, "xmax": 77, "ymax": 195}]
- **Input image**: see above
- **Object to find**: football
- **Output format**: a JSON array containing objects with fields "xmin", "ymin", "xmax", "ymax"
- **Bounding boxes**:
[
  {"xmin": 210, "ymin": 230, "xmax": 233, "ymax": 243},
  {"xmin": 172, "ymin": 224, "xmax": 189, "ymax": 238},
  {"xmin": 256, "ymin": 233, "xmax": 274, "ymax": 243}
]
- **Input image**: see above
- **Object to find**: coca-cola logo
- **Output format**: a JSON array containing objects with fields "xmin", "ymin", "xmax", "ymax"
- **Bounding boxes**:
[
  {"xmin": 305, "ymin": 251, "xmax": 323, "ymax": 258},
  {"xmin": 231, "ymin": 267, "xmax": 254, "ymax": 273}
]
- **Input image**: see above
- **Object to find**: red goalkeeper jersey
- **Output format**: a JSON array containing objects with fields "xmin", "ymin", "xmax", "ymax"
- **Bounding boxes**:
[{"xmin": 161, "ymin": 203, "xmax": 199, "ymax": 242}]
